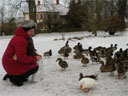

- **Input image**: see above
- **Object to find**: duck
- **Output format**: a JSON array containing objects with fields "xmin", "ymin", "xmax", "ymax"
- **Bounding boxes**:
[
  {"xmin": 105, "ymin": 45, "xmax": 114, "ymax": 54},
  {"xmin": 99, "ymin": 60, "xmax": 116, "ymax": 76},
  {"xmin": 123, "ymin": 49, "xmax": 128, "ymax": 58},
  {"xmin": 114, "ymin": 48, "xmax": 123, "ymax": 59},
  {"xmin": 74, "ymin": 53, "xmax": 84, "ymax": 59},
  {"xmin": 82, "ymin": 46, "xmax": 92, "ymax": 56},
  {"xmin": 65, "ymin": 41, "xmax": 69, "ymax": 46},
  {"xmin": 63, "ymin": 49, "xmax": 69, "ymax": 59},
  {"xmin": 58, "ymin": 46, "xmax": 67, "ymax": 56},
  {"xmin": 123, "ymin": 49, "xmax": 128, "ymax": 71},
  {"xmin": 65, "ymin": 41, "xmax": 72, "ymax": 53},
  {"xmin": 91, "ymin": 53, "xmax": 100, "ymax": 63},
  {"xmin": 90, "ymin": 49, "xmax": 97, "ymax": 57},
  {"xmin": 105, "ymin": 44, "xmax": 117, "ymax": 55},
  {"xmin": 73, "ymin": 42, "xmax": 83, "ymax": 53},
  {"xmin": 112, "ymin": 44, "xmax": 118, "ymax": 51},
  {"xmin": 96, "ymin": 49, "xmax": 105, "ymax": 58},
  {"xmin": 79, "ymin": 76, "xmax": 96, "ymax": 93},
  {"xmin": 115, "ymin": 54, "xmax": 127, "ymax": 79},
  {"xmin": 74, "ymin": 49, "xmax": 80, "ymax": 54},
  {"xmin": 107, "ymin": 65, "xmax": 116, "ymax": 76},
  {"xmin": 116, "ymin": 60, "xmax": 127, "ymax": 79},
  {"xmin": 58, "ymin": 41, "xmax": 72, "ymax": 56},
  {"xmin": 66, "ymin": 47, "xmax": 72, "ymax": 54},
  {"xmin": 99, "ymin": 61, "xmax": 107, "ymax": 72},
  {"xmin": 81, "ymin": 56, "xmax": 89, "ymax": 67},
  {"xmin": 79, "ymin": 73, "xmax": 98, "ymax": 81},
  {"xmin": 73, "ymin": 42, "xmax": 82, "ymax": 49},
  {"xmin": 56, "ymin": 58, "xmax": 68, "ymax": 70},
  {"xmin": 94, "ymin": 46, "xmax": 106, "ymax": 52},
  {"xmin": 44, "ymin": 49, "xmax": 52, "ymax": 58},
  {"xmin": 106, "ymin": 56, "xmax": 114, "ymax": 66},
  {"xmin": 105, "ymin": 50, "xmax": 114, "ymax": 57}
]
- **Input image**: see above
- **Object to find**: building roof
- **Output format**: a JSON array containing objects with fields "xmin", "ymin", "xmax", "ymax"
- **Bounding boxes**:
[{"xmin": 24, "ymin": 3, "xmax": 69, "ymax": 15}]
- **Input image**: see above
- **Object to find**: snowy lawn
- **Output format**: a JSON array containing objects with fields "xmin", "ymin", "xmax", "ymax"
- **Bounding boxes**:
[{"xmin": 0, "ymin": 30, "xmax": 128, "ymax": 96}]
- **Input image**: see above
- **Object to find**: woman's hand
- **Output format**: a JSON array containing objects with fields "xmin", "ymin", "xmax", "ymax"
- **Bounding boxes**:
[{"xmin": 36, "ymin": 56, "xmax": 42, "ymax": 60}]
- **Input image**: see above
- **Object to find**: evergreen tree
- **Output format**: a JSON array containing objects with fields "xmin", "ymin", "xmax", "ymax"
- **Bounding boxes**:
[
  {"xmin": 66, "ymin": 0, "xmax": 83, "ymax": 29},
  {"xmin": 116, "ymin": 0, "xmax": 127, "ymax": 31}
]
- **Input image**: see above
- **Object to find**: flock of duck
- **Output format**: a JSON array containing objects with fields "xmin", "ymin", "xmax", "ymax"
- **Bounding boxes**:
[{"xmin": 43, "ymin": 41, "xmax": 128, "ymax": 93}]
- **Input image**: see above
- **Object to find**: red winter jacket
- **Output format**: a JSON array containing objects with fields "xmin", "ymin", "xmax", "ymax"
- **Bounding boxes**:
[{"xmin": 2, "ymin": 27, "xmax": 38, "ymax": 75}]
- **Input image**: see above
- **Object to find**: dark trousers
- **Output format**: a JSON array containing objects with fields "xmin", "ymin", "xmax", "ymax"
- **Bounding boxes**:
[
  {"xmin": 3, "ymin": 66, "xmax": 39, "ymax": 86},
  {"xmin": 19, "ymin": 66, "xmax": 39, "ymax": 79},
  {"xmin": 9, "ymin": 66, "xmax": 39, "ymax": 81}
]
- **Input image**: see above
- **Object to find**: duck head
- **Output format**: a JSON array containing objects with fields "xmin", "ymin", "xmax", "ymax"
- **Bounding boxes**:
[
  {"xmin": 119, "ymin": 48, "xmax": 123, "ymax": 53},
  {"xmin": 110, "ymin": 44, "xmax": 113, "ymax": 48},
  {"xmin": 65, "ymin": 41, "xmax": 69, "ymax": 46},
  {"xmin": 56, "ymin": 58, "xmax": 62, "ymax": 62},
  {"xmin": 79, "ymin": 73, "xmax": 84, "ymax": 81},
  {"xmin": 49, "ymin": 49, "xmax": 52, "ymax": 55},
  {"xmin": 78, "ymin": 42, "xmax": 80, "ymax": 45},
  {"xmin": 49, "ymin": 49, "xmax": 52, "ymax": 52},
  {"xmin": 114, "ymin": 44, "xmax": 118, "ymax": 47}
]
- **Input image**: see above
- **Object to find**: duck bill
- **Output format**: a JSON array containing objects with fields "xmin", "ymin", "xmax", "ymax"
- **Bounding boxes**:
[{"xmin": 80, "ymin": 85, "xmax": 83, "ymax": 89}]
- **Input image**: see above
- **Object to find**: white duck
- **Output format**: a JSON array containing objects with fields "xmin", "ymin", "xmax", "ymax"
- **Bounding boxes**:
[{"xmin": 79, "ymin": 77, "xmax": 96, "ymax": 93}]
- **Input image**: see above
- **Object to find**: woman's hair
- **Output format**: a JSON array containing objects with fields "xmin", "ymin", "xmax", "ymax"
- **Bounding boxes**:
[{"xmin": 20, "ymin": 20, "xmax": 37, "ymax": 32}]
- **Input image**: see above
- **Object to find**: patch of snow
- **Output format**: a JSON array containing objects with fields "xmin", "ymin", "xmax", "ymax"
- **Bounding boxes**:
[{"xmin": 0, "ymin": 31, "xmax": 128, "ymax": 96}]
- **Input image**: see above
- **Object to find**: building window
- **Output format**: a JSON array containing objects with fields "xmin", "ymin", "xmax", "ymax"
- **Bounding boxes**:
[
  {"xmin": 36, "ymin": 14, "xmax": 40, "ymax": 20},
  {"xmin": 40, "ymin": 14, "xmax": 43, "ymax": 20}
]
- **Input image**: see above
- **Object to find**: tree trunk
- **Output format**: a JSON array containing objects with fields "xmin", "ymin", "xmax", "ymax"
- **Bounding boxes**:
[
  {"xmin": 27, "ymin": 0, "xmax": 36, "ymax": 22},
  {"xmin": 92, "ymin": 1, "xmax": 97, "ymax": 36},
  {"xmin": 0, "ymin": 3, "xmax": 5, "ymax": 36},
  {"xmin": 1, "ymin": 18, "xmax": 4, "ymax": 36}
]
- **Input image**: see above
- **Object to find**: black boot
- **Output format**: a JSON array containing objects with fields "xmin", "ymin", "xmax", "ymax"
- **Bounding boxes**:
[
  {"xmin": 3, "ymin": 74, "xmax": 9, "ymax": 80},
  {"xmin": 9, "ymin": 76, "xmax": 23, "ymax": 87},
  {"xmin": 21, "ymin": 78, "xmax": 28, "ymax": 82}
]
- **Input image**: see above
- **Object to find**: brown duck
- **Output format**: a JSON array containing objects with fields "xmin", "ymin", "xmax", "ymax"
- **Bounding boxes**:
[
  {"xmin": 44, "ymin": 49, "xmax": 52, "ymax": 57},
  {"xmin": 74, "ymin": 53, "xmax": 84, "ymax": 59},
  {"xmin": 56, "ymin": 58, "xmax": 68, "ymax": 70},
  {"xmin": 79, "ymin": 73, "xmax": 98, "ymax": 81},
  {"xmin": 81, "ymin": 55, "xmax": 89, "ymax": 67},
  {"xmin": 99, "ymin": 60, "xmax": 116, "ymax": 76},
  {"xmin": 99, "ymin": 61, "xmax": 107, "ymax": 72}
]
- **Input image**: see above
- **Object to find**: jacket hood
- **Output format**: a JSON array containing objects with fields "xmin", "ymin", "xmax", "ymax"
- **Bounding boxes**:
[{"xmin": 15, "ymin": 27, "xmax": 29, "ymax": 38}]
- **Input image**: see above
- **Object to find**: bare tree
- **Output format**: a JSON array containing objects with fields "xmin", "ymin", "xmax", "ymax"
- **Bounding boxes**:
[
  {"xmin": 6, "ymin": 0, "xmax": 36, "ymax": 22},
  {"xmin": 26, "ymin": 0, "xmax": 36, "ymax": 22},
  {"xmin": 86, "ymin": 0, "xmax": 97, "ymax": 36},
  {"xmin": 0, "ymin": 1, "xmax": 6, "ymax": 36}
]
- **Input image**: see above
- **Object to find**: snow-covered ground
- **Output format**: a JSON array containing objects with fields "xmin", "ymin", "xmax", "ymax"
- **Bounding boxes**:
[{"xmin": 0, "ymin": 30, "xmax": 128, "ymax": 96}]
